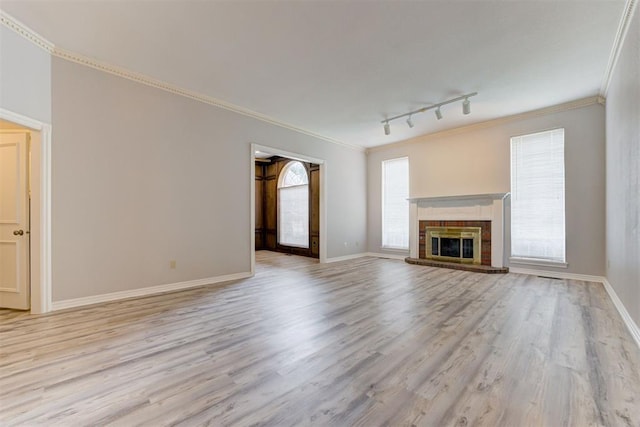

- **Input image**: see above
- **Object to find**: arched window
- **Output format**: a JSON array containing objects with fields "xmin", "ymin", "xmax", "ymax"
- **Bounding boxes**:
[{"xmin": 278, "ymin": 161, "xmax": 309, "ymax": 248}]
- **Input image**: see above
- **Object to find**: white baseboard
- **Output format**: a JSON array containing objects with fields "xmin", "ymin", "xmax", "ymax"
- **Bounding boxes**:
[
  {"xmin": 602, "ymin": 278, "xmax": 640, "ymax": 350},
  {"xmin": 324, "ymin": 253, "xmax": 368, "ymax": 263},
  {"xmin": 509, "ymin": 267, "xmax": 640, "ymax": 350},
  {"xmin": 51, "ymin": 271, "xmax": 252, "ymax": 311},
  {"xmin": 508, "ymin": 267, "xmax": 605, "ymax": 283},
  {"xmin": 364, "ymin": 252, "xmax": 407, "ymax": 260},
  {"xmin": 324, "ymin": 252, "xmax": 408, "ymax": 263}
]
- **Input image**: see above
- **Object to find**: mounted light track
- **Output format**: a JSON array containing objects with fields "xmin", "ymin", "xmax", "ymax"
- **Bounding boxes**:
[{"xmin": 381, "ymin": 92, "xmax": 478, "ymax": 135}]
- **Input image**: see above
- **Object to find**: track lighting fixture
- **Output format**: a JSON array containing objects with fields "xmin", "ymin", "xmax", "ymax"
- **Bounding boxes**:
[
  {"xmin": 462, "ymin": 97, "xmax": 471, "ymax": 115},
  {"xmin": 381, "ymin": 92, "xmax": 477, "ymax": 136}
]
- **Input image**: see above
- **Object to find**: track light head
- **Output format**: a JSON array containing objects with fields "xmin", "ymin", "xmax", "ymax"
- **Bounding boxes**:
[
  {"xmin": 462, "ymin": 97, "xmax": 471, "ymax": 115},
  {"xmin": 435, "ymin": 107, "xmax": 443, "ymax": 120},
  {"xmin": 384, "ymin": 121, "xmax": 390, "ymax": 135},
  {"xmin": 406, "ymin": 116, "xmax": 414, "ymax": 128}
]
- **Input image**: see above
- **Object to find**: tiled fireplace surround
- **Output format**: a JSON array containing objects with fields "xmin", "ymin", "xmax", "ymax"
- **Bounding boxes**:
[{"xmin": 409, "ymin": 193, "xmax": 510, "ymax": 268}]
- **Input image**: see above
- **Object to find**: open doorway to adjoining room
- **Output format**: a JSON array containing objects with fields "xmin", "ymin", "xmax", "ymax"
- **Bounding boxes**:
[{"xmin": 250, "ymin": 144, "xmax": 326, "ymax": 274}]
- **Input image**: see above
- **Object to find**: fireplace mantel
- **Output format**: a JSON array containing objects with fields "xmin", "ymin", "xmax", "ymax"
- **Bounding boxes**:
[
  {"xmin": 408, "ymin": 192, "xmax": 510, "ymax": 268},
  {"xmin": 408, "ymin": 193, "xmax": 509, "ymax": 203}
]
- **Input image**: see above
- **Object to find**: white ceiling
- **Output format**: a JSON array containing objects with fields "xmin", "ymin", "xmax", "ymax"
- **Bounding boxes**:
[{"xmin": 1, "ymin": 1, "xmax": 626, "ymax": 148}]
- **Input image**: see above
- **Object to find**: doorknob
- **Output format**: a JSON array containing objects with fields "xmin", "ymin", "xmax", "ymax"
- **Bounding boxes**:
[{"xmin": 13, "ymin": 230, "xmax": 24, "ymax": 236}]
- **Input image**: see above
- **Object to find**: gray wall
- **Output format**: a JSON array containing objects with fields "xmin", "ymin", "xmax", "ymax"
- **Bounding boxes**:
[
  {"xmin": 51, "ymin": 57, "xmax": 366, "ymax": 301},
  {"xmin": 367, "ymin": 103, "xmax": 606, "ymax": 276},
  {"xmin": 0, "ymin": 25, "xmax": 51, "ymax": 123},
  {"xmin": 605, "ymin": 9, "xmax": 639, "ymax": 327}
]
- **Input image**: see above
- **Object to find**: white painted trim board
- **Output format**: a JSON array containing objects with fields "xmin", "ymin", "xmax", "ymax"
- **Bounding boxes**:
[
  {"xmin": 0, "ymin": 108, "xmax": 52, "ymax": 314},
  {"xmin": 510, "ymin": 267, "xmax": 640, "ymax": 350},
  {"xmin": 602, "ymin": 278, "xmax": 640, "ymax": 350},
  {"xmin": 508, "ymin": 267, "xmax": 604, "ymax": 283},
  {"xmin": 52, "ymin": 272, "xmax": 252, "ymax": 311},
  {"xmin": 324, "ymin": 252, "xmax": 407, "ymax": 263},
  {"xmin": 0, "ymin": 10, "xmax": 363, "ymax": 153}
]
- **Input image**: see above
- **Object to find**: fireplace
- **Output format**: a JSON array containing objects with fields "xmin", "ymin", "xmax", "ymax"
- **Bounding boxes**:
[
  {"xmin": 408, "ymin": 193, "xmax": 509, "ymax": 270},
  {"xmin": 426, "ymin": 226, "xmax": 481, "ymax": 264},
  {"xmin": 419, "ymin": 220, "xmax": 491, "ymax": 265}
]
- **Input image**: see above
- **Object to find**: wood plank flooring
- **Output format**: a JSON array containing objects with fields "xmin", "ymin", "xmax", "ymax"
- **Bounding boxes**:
[{"xmin": 1, "ymin": 251, "xmax": 639, "ymax": 426}]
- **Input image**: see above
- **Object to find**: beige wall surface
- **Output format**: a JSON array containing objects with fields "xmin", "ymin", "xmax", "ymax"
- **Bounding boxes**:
[
  {"xmin": 606, "ymin": 9, "xmax": 640, "ymax": 327},
  {"xmin": 367, "ymin": 103, "xmax": 606, "ymax": 276},
  {"xmin": 0, "ymin": 25, "xmax": 51, "ymax": 123},
  {"xmin": 51, "ymin": 57, "xmax": 366, "ymax": 302}
]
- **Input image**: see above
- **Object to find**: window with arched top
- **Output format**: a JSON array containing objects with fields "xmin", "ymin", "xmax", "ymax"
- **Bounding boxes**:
[{"xmin": 278, "ymin": 161, "xmax": 309, "ymax": 248}]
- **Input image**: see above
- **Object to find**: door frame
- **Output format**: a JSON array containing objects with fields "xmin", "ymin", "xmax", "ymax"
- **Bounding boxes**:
[
  {"xmin": 1, "ymin": 108, "xmax": 52, "ymax": 313},
  {"xmin": 250, "ymin": 143, "xmax": 327, "ymax": 274}
]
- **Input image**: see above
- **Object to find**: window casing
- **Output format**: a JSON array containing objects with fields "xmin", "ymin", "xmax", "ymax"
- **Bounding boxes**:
[
  {"xmin": 510, "ymin": 128, "xmax": 566, "ymax": 263},
  {"xmin": 278, "ymin": 161, "xmax": 309, "ymax": 248},
  {"xmin": 382, "ymin": 157, "xmax": 409, "ymax": 250}
]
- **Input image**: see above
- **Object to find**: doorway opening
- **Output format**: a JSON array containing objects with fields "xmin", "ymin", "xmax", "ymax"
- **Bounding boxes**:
[
  {"xmin": 250, "ymin": 144, "xmax": 326, "ymax": 274},
  {"xmin": 0, "ymin": 110, "xmax": 51, "ymax": 313}
]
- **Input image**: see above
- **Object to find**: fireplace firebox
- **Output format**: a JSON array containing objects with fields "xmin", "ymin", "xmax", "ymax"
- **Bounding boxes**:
[{"xmin": 426, "ymin": 226, "xmax": 482, "ymax": 264}]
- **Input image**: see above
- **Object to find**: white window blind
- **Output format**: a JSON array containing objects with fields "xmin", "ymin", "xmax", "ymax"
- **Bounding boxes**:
[
  {"xmin": 278, "ymin": 162, "xmax": 309, "ymax": 248},
  {"xmin": 382, "ymin": 157, "xmax": 409, "ymax": 249},
  {"xmin": 511, "ymin": 128, "xmax": 565, "ymax": 262}
]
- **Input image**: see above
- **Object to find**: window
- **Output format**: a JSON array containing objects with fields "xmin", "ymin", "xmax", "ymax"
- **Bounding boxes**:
[
  {"xmin": 382, "ymin": 157, "xmax": 409, "ymax": 249},
  {"xmin": 278, "ymin": 161, "xmax": 309, "ymax": 248},
  {"xmin": 511, "ymin": 128, "xmax": 565, "ymax": 263}
]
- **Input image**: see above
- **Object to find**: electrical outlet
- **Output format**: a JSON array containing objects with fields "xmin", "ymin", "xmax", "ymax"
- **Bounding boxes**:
[{"xmin": 170, "ymin": 260, "xmax": 176, "ymax": 269}]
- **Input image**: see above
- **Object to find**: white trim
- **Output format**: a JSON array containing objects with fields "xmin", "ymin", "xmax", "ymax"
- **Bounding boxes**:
[
  {"xmin": 508, "ymin": 267, "xmax": 603, "ymax": 283},
  {"xmin": 0, "ymin": 108, "xmax": 52, "ymax": 314},
  {"xmin": 0, "ymin": 10, "xmax": 54, "ymax": 53},
  {"xmin": 253, "ymin": 144, "xmax": 325, "ymax": 165},
  {"xmin": 367, "ymin": 96, "xmax": 604, "ymax": 153},
  {"xmin": 365, "ymin": 252, "xmax": 407, "ymax": 260},
  {"xmin": 507, "ymin": 267, "xmax": 640, "ymax": 351},
  {"xmin": 250, "ymin": 143, "xmax": 328, "ymax": 265},
  {"xmin": 325, "ymin": 252, "xmax": 408, "ymax": 262},
  {"xmin": 408, "ymin": 193, "xmax": 509, "ymax": 202},
  {"xmin": 509, "ymin": 257, "xmax": 568, "ymax": 269},
  {"xmin": 52, "ymin": 272, "xmax": 252, "ymax": 311},
  {"xmin": 325, "ymin": 253, "xmax": 368, "ymax": 263},
  {"xmin": 53, "ymin": 47, "xmax": 362, "ymax": 152},
  {"xmin": 250, "ymin": 147, "xmax": 256, "ymax": 276},
  {"xmin": 0, "ymin": 11, "xmax": 363, "ymax": 153},
  {"xmin": 600, "ymin": 0, "xmax": 638, "ymax": 97},
  {"xmin": 602, "ymin": 278, "xmax": 640, "ymax": 349}
]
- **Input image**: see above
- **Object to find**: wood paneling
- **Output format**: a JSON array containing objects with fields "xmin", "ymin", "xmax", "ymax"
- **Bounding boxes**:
[
  {"xmin": 310, "ymin": 165, "xmax": 320, "ymax": 257},
  {"xmin": 1, "ymin": 251, "xmax": 639, "ymax": 425},
  {"xmin": 254, "ymin": 164, "xmax": 264, "ymax": 250},
  {"xmin": 256, "ymin": 157, "xmax": 319, "ymax": 258}
]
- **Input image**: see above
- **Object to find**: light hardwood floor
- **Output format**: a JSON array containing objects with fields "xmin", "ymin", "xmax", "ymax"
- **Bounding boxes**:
[{"xmin": 1, "ymin": 251, "xmax": 639, "ymax": 426}]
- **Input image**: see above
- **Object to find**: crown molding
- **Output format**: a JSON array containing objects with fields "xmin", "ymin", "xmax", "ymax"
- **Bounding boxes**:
[
  {"xmin": 0, "ymin": 10, "xmax": 54, "ymax": 52},
  {"xmin": 600, "ymin": 0, "xmax": 638, "ymax": 97},
  {"xmin": 367, "ymin": 95, "xmax": 604, "ymax": 154},
  {"xmin": 52, "ymin": 47, "xmax": 363, "ymax": 152},
  {"xmin": 0, "ymin": 11, "xmax": 364, "ymax": 153}
]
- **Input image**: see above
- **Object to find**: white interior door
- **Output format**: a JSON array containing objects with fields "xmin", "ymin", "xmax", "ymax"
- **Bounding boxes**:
[{"xmin": 0, "ymin": 132, "xmax": 30, "ymax": 310}]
